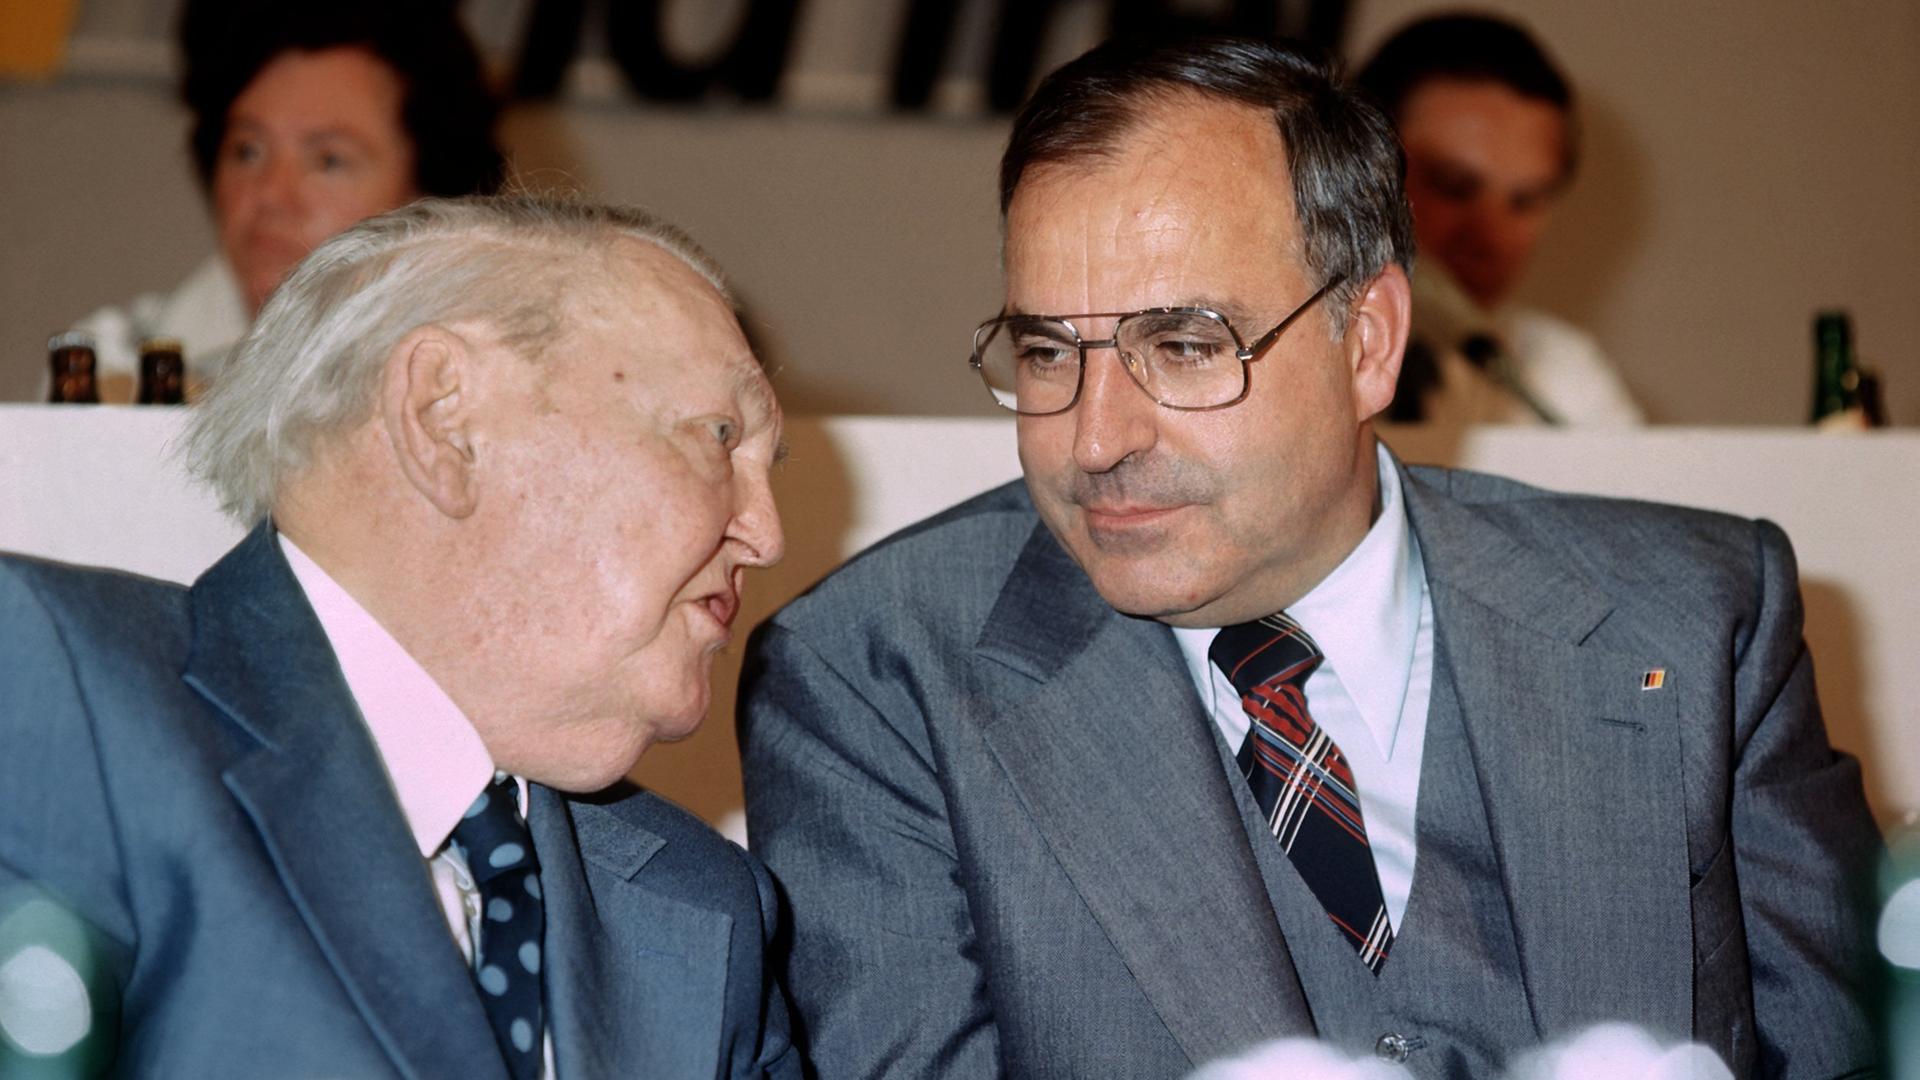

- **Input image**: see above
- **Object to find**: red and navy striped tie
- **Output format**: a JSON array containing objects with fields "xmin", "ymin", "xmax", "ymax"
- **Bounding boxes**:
[{"xmin": 1210, "ymin": 613, "xmax": 1395, "ymax": 974}]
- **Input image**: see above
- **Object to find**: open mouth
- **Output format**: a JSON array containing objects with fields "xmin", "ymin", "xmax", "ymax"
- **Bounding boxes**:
[{"xmin": 703, "ymin": 590, "xmax": 739, "ymax": 629}]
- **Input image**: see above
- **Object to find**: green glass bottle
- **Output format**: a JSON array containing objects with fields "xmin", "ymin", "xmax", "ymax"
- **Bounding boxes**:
[{"xmin": 1810, "ymin": 310, "xmax": 1862, "ymax": 426}]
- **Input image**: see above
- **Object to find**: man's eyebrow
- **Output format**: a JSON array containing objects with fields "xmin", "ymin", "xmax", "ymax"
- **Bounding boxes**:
[
  {"xmin": 1165, "ymin": 296, "xmax": 1242, "ymax": 317},
  {"xmin": 729, "ymin": 362, "xmax": 787, "ymax": 465},
  {"xmin": 1008, "ymin": 298, "xmax": 1252, "ymax": 321},
  {"xmin": 732, "ymin": 364, "xmax": 780, "ymax": 414},
  {"xmin": 732, "ymin": 361, "xmax": 770, "ymax": 393}
]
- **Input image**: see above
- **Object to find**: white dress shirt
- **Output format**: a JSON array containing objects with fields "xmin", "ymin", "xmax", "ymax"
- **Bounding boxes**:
[
  {"xmin": 1172, "ymin": 445, "xmax": 1434, "ymax": 930},
  {"xmin": 60, "ymin": 254, "xmax": 248, "ymax": 402},
  {"xmin": 1417, "ymin": 305, "xmax": 1645, "ymax": 429},
  {"xmin": 1500, "ymin": 306, "xmax": 1644, "ymax": 427},
  {"xmin": 281, "ymin": 536, "xmax": 556, "ymax": 1077}
]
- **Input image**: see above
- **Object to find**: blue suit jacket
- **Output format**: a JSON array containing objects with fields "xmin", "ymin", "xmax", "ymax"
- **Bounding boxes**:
[{"xmin": 0, "ymin": 526, "xmax": 801, "ymax": 1079}]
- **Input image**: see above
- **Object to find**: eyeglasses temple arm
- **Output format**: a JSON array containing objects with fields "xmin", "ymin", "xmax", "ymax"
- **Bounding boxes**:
[{"xmin": 1240, "ymin": 275, "xmax": 1347, "ymax": 360}]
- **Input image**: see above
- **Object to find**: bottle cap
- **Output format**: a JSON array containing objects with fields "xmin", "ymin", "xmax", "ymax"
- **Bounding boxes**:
[
  {"xmin": 138, "ymin": 337, "xmax": 184, "ymax": 355},
  {"xmin": 1815, "ymin": 310, "xmax": 1853, "ymax": 348},
  {"xmin": 48, "ymin": 331, "xmax": 96, "ymax": 353}
]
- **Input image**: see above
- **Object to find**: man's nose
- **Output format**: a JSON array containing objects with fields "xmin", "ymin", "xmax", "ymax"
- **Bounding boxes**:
[
  {"xmin": 1458, "ymin": 198, "xmax": 1512, "ymax": 252},
  {"xmin": 730, "ymin": 470, "xmax": 785, "ymax": 569},
  {"xmin": 1072, "ymin": 346, "xmax": 1158, "ymax": 474}
]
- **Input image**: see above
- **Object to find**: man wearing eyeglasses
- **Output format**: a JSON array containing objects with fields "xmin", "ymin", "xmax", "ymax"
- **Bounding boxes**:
[{"xmin": 738, "ymin": 35, "xmax": 1878, "ymax": 1080}]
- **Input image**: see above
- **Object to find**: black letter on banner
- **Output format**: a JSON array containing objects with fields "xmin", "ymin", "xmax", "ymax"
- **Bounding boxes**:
[
  {"xmin": 512, "ymin": 0, "xmax": 588, "ymax": 100},
  {"xmin": 891, "ymin": 0, "xmax": 963, "ymax": 110},
  {"xmin": 607, "ymin": 0, "xmax": 806, "ymax": 102},
  {"xmin": 1109, "ymin": 0, "xmax": 1348, "ymax": 53},
  {"xmin": 985, "ymin": 0, "xmax": 1068, "ymax": 113},
  {"xmin": 1294, "ymin": 0, "xmax": 1350, "ymax": 53}
]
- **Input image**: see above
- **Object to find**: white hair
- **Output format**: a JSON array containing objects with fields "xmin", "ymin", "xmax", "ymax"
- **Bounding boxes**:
[{"xmin": 183, "ymin": 195, "xmax": 733, "ymax": 524}]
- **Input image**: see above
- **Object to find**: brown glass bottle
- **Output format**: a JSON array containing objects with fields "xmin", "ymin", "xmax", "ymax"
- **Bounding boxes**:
[
  {"xmin": 47, "ymin": 332, "xmax": 100, "ymax": 404},
  {"xmin": 137, "ymin": 337, "xmax": 187, "ymax": 404}
]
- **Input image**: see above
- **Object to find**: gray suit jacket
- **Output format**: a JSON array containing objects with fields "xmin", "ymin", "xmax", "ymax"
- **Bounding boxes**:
[
  {"xmin": 0, "ymin": 526, "xmax": 801, "ymax": 1079},
  {"xmin": 738, "ymin": 463, "xmax": 1881, "ymax": 1079}
]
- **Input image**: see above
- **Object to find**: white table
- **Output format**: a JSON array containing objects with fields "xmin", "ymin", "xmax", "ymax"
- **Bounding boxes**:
[{"xmin": 4, "ymin": 406, "xmax": 1913, "ymax": 830}]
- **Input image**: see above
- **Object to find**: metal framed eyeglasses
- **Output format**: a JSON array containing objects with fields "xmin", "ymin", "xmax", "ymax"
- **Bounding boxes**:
[{"xmin": 968, "ymin": 276, "xmax": 1345, "ymax": 416}]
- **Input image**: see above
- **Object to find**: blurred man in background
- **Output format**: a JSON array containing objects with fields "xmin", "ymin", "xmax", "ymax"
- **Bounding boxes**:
[
  {"xmin": 61, "ymin": 1, "xmax": 502, "ymax": 401},
  {"xmin": 1357, "ymin": 13, "xmax": 1642, "ymax": 426}
]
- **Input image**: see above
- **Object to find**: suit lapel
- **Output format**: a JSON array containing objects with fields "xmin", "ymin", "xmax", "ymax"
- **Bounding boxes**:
[
  {"xmin": 536, "ymin": 788, "xmax": 732, "ymax": 1078},
  {"xmin": 1402, "ymin": 468, "xmax": 1691, "ymax": 1037},
  {"xmin": 974, "ymin": 524, "xmax": 1313, "ymax": 1063},
  {"xmin": 185, "ymin": 525, "xmax": 506, "ymax": 1080}
]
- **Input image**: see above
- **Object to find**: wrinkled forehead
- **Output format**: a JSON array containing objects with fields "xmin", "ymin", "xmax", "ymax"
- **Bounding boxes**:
[
  {"xmin": 582, "ymin": 238, "xmax": 774, "ymax": 405},
  {"xmin": 541, "ymin": 238, "xmax": 733, "ymax": 350},
  {"xmin": 1007, "ymin": 93, "xmax": 1296, "ymax": 216},
  {"xmin": 1002, "ymin": 99, "xmax": 1306, "ymax": 312},
  {"xmin": 1009, "ymin": 97, "xmax": 1297, "ymax": 229},
  {"xmin": 591, "ymin": 235, "xmax": 732, "ymax": 317},
  {"xmin": 1398, "ymin": 77, "xmax": 1572, "ymax": 178}
]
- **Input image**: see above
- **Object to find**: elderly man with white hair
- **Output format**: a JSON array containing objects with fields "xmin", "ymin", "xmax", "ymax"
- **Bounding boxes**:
[{"xmin": 0, "ymin": 196, "xmax": 798, "ymax": 1078}]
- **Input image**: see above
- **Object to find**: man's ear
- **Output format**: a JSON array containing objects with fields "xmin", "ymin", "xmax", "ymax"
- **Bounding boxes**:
[
  {"xmin": 1345, "ymin": 263, "xmax": 1412, "ymax": 423},
  {"xmin": 382, "ymin": 326, "xmax": 480, "ymax": 519}
]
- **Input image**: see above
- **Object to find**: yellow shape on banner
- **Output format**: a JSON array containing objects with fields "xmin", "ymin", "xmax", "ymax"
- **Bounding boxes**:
[{"xmin": 0, "ymin": 0, "xmax": 80, "ymax": 81}]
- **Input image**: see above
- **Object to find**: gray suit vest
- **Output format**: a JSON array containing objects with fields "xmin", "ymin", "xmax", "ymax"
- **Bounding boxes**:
[{"xmin": 1217, "ymin": 631, "xmax": 1537, "ymax": 1078}]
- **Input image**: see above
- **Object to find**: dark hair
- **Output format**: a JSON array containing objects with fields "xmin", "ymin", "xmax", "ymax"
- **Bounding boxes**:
[
  {"xmin": 1000, "ymin": 35, "xmax": 1414, "ymax": 322},
  {"xmin": 1355, "ymin": 13, "xmax": 1576, "ymax": 174},
  {"xmin": 179, "ymin": 0, "xmax": 505, "ymax": 199}
]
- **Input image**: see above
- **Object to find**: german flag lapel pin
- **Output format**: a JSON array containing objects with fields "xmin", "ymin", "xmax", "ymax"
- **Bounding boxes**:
[{"xmin": 1641, "ymin": 668, "xmax": 1667, "ymax": 691}]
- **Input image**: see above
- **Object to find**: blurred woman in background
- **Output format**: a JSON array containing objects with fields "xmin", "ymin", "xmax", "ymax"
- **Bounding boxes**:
[{"xmin": 65, "ymin": 0, "xmax": 503, "ymax": 401}]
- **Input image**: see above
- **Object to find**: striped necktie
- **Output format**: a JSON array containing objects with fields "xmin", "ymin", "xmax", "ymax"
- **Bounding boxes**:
[{"xmin": 1210, "ymin": 613, "xmax": 1395, "ymax": 974}]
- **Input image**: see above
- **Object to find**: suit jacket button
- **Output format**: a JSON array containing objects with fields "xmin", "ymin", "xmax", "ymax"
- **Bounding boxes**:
[{"xmin": 1375, "ymin": 1033, "xmax": 1416, "ymax": 1063}]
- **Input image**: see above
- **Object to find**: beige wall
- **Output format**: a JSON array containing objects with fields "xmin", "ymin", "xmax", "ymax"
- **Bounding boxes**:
[{"xmin": 2, "ymin": 0, "xmax": 1916, "ymax": 423}]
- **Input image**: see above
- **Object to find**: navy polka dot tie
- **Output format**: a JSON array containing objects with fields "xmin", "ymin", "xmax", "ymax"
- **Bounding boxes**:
[{"xmin": 450, "ymin": 773, "xmax": 545, "ymax": 1078}]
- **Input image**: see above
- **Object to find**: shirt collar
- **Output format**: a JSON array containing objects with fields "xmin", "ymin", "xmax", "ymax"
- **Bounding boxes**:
[
  {"xmin": 1171, "ymin": 444, "xmax": 1425, "ymax": 758},
  {"xmin": 1286, "ymin": 444, "xmax": 1425, "ymax": 758},
  {"xmin": 279, "ymin": 535, "xmax": 497, "ymax": 859}
]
